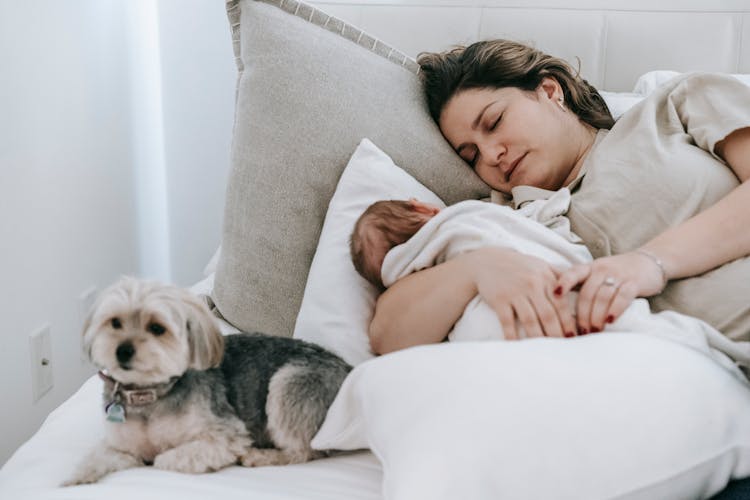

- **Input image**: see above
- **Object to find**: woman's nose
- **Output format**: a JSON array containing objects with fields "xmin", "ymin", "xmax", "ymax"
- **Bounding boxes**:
[{"xmin": 479, "ymin": 141, "xmax": 505, "ymax": 167}]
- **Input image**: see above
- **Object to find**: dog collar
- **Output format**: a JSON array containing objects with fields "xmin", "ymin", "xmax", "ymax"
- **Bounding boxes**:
[{"xmin": 98, "ymin": 371, "xmax": 179, "ymax": 422}]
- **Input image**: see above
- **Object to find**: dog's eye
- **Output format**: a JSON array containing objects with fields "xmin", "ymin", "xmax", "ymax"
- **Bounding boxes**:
[
  {"xmin": 111, "ymin": 318, "xmax": 122, "ymax": 329},
  {"xmin": 147, "ymin": 323, "xmax": 166, "ymax": 336}
]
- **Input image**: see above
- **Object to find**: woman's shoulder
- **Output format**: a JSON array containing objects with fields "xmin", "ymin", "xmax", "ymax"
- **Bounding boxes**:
[
  {"xmin": 634, "ymin": 72, "xmax": 749, "ymax": 109},
  {"xmin": 603, "ymin": 72, "xmax": 748, "ymax": 136},
  {"xmin": 652, "ymin": 71, "xmax": 739, "ymax": 87},
  {"xmin": 664, "ymin": 72, "xmax": 748, "ymax": 96}
]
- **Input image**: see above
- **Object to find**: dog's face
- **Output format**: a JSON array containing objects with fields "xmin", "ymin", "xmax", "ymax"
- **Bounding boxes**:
[{"xmin": 82, "ymin": 277, "xmax": 224, "ymax": 386}]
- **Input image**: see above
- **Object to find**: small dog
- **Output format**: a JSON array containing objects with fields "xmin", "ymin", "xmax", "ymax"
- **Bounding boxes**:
[{"xmin": 64, "ymin": 276, "xmax": 351, "ymax": 485}]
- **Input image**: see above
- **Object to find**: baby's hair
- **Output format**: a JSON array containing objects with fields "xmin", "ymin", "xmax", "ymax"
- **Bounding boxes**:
[{"xmin": 350, "ymin": 200, "xmax": 429, "ymax": 289}]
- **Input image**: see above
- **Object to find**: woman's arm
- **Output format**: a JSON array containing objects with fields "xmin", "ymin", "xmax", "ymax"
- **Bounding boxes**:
[
  {"xmin": 642, "ymin": 127, "xmax": 750, "ymax": 277},
  {"xmin": 369, "ymin": 252, "xmax": 478, "ymax": 354},
  {"xmin": 558, "ymin": 127, "xmax": 750, "ymax": 332},
  {"xmin": 716, "ymin": 127, "xmax": 750, "ymax": 179},
  {"xmin": 369, "ymin": 247, "xmax": 576, "ymax": 354}
]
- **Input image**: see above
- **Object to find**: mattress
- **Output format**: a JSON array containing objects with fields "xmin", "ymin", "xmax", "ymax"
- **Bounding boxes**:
[
  {"xmin": 5, "ymin": 274, "xmax": 749, "ymax": 500},
  {"xmin": 0, "ymin": 373, "xmax": 382, "ymax": 500}
]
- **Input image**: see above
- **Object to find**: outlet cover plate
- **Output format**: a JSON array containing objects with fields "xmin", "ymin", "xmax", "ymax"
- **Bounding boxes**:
[{"xmin": 29, "ymin": 324, "xmax": 53, "ymax": 402}]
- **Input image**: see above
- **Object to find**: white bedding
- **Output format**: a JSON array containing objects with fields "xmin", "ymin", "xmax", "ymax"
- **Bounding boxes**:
[
  {"xmin": 0, "ymin": 276, "xmax": 383, "ymax": 499},
  {"xmin": 0, "ymin": 377, "xmax": 381, "ymax": 499}
]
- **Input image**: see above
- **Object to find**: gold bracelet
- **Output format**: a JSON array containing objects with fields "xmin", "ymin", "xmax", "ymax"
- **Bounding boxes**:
[{"xmin": 634, "ymin": 249, "xmax": 668, "ymax": 292}]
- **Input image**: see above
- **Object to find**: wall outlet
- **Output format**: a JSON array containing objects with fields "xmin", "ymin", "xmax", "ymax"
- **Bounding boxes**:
[{"xmin": 29, "ymin": 324, "xmax": 54, "ymax": 403}]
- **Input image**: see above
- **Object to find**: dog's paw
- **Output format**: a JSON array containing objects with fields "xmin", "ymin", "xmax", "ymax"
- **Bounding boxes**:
[
  {"xmin": 153, "ymin": 448, "xmax": 210, "ymax": 474},
  {"xmin": 239, "ymin": 448, "xmax": 284, "ymax": 467},
  {"xmin": 154, "ymin": 442, "xmax": 237, "ymax": 474},
  {"xmin": 61, "ymin": 475, "xmax": 98, "ymax": 487},
  {"xmin": 61, "ymin": 467, "xmax": 111, "ymax": 487},
  {"xmin": 240, "ymin": 448, "xmax": 313, "ymax": 467},
  {"xmin": 62, "ymin": 448, "xmax": 140, "ymax": 486}
]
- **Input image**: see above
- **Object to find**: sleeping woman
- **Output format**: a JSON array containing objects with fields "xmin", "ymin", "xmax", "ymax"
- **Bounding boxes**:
[{"xmin": 368, "ymin": 39, "xmax": 750, "ymax": 355}]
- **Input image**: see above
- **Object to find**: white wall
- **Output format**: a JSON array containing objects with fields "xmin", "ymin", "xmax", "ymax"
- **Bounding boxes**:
[
  {"xmin": 0, "ymin": 0, "xmax": 238, "ymax": 466},
  {"xmin": 157, "ymin": 0, "xmax": 236, "ymax": 287},
  {"xmin": 0, "ymin": 1, "xmax": 140, "ymax": 463}
]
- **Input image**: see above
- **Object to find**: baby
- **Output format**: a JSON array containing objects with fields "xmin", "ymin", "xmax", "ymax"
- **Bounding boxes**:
[
  {"xmin": 350, "ymin": 196, "xmax": 590, "ymax": 292},
  {"xmin": 348, "ymin": 197, "xmax": 748, "ymax": 370},
  {"xmin": 350, "ymin": 199, "xmax": 440, "ymax": 290}
]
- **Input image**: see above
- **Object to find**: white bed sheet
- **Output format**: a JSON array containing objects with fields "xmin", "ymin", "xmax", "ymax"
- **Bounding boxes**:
[
  {"xmin": 0, "ymin": 376, "xmax": 382, "ymax": 499},
  {"xmin": 0, "ymin": 275, "xmax": 383, "ymax": 500}
]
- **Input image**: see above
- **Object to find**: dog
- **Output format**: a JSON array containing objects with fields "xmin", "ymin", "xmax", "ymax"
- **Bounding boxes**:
[{"xmin": 63, "ymin": 276, "xmax": 351, "ymax": 485}]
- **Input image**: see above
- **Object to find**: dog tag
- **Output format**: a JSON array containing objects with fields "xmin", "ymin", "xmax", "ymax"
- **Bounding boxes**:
[{"xmin": 106, "ymin": 402, "xmax": 126, "ymax": 423}]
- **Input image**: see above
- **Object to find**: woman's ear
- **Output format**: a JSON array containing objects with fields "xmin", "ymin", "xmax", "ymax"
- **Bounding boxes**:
[{"xmin": 538, "ymin": 76, "xmax": 563, "ymax": 102}]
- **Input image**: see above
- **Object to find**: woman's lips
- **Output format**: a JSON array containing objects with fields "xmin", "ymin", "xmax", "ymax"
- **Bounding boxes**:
[{"xmin": 507, "ymin": 153, "xmax": 526, "ymax": 181}]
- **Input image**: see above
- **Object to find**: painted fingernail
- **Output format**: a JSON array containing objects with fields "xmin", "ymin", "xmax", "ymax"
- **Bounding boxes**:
[
  {"xmin": 591, "ymin": 326, "xmax": 601, "ymax": 333},
  {"xmin": 606, "ymin": 315, "xmax": 615, "ymax": 324},
  {"xmin": 578, "ymin": 328, "xmax": 588, "ymax": 335},
  {"xmin": 564, "ymin": 331, "xmax": 574, "ymax": 338},
  {"xmin": 554, "ymin": 286, "xmax": 562, "ymax": 296}
]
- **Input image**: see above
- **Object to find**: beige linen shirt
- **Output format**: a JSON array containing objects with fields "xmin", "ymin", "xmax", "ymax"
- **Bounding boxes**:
[{"xmin": 567, "ymin": 73, "xmax": 750, "ymax": 340}]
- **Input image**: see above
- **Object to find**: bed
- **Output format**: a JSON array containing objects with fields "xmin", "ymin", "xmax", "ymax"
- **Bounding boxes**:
[{"xmin": 3, "ymin": 0, "xmax": 750, "ymax": 498}]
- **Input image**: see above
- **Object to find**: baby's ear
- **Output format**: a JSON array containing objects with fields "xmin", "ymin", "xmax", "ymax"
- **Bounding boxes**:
[
  {"xmin": 178, "ymin": 290, "xmax": 224, "ymax": 370},
  {"xmin": 409, "ymin": 199, "xmax": 441, "ymax": 216}
]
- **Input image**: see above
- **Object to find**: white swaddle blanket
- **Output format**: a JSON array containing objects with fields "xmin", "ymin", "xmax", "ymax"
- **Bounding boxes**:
[{"xmin": 381, "ymin": 193, "xmax": 750, "ymax": 375}]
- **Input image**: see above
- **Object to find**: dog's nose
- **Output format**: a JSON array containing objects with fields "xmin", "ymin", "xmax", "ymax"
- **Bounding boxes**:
[{"xmin": 116, "ymin": 342, "xmax": 135, "ymax": 364}]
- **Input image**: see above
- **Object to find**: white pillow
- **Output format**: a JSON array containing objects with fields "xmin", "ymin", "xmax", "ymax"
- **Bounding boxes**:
[
  {"xmin": 603, "ymin": 71, "xmax": 750, "ymax": 121},
  {"xmin": 293, "ymin": 139, "xmax": 446, "ymax": 365},
  {"xmin": 312, "ymin": 336, "xmax": 750, "ymax": 500},
  {"xmin": 633, "ymin": 70, "xmax": 750, "ymax": 96},
  {"xmin": 203, "ymin": 245, "xmax": 222, "ymax": 277},
  {"xmin": 600, "ymin": 91, "xmax": 645, "ymax": 120},
  {"xmin": 632, "ymin": 70, "xmax": 682, "ymax": 95}
]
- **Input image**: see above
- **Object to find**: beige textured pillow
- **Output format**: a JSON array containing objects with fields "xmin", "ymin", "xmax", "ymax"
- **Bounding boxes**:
[{"xmin": 213, "ymin": 0, "xmax": 489, "ymax": 336}]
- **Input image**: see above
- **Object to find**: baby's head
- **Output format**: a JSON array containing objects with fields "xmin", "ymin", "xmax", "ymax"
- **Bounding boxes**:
[{"xmin": 350, "ymin": 199, "xmax": 441, "ymax": 289}]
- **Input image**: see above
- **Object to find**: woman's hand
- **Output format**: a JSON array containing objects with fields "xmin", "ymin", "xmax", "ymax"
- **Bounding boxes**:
[
  {"xmin": 555, "ymin": 251, "xmax": 667, "ymax": 333},
  {"xmin": 469, "ymin": 247, "xmax": 577, "ymax": 339},
  {"xmin": 369, "ymin": 246, "xmax": 577, "ymax": 354}
]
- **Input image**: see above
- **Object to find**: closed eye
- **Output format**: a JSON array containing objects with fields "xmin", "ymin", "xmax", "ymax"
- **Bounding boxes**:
[{"xmin": 488, "ymin": 114, "xmax": 502, "ymax": 131}]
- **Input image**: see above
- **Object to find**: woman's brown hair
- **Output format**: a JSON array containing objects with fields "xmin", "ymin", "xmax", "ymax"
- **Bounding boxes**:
[{"xmin": 417, "ymin": 39, "xmax": 614, "ymax": 130}]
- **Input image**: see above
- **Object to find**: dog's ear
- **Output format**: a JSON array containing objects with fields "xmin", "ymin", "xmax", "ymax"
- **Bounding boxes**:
[
  {"xmin": 81, "ymin": 283, "xmax": 113, "ymax": 362},
  {"xmin": 80, "ymin": 276, "xmax": 132, "ymax": 362},
  {"xmin": 179, "ymin": 290, "xmax": 225, "ymax": 370},
  {"xmin": 81, "ymin": 296, "xmax": 98, "ymax": 362}
]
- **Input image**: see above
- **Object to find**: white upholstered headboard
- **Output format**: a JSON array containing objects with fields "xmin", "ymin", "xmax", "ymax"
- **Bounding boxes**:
[
  {"xmin": 156, "ymin": 0, "xmax": 749, "ymax": 285},
  {"xmin": 311, "ymin": 0, "xmax": 750, "ymax": 91}
]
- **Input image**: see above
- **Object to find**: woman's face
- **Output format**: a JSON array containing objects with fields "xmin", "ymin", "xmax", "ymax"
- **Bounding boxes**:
[{"xmin": 438, "ymin": 80, "xmax": 579, "ymax": 194}]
